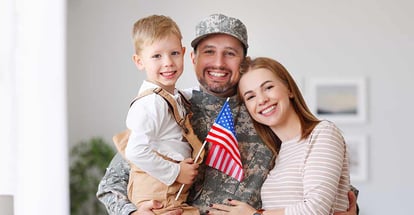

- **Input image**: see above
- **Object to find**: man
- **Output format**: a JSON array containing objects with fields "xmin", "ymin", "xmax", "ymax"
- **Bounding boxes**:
[{"xmin": 97, "ymin": 13, "xmax": 358, "ymax": 215}]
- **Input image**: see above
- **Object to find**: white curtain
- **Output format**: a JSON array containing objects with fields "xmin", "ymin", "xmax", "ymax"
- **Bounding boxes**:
[{"xmin": 0, "ymin": 0, "xmax": 69, "ymax": 214}]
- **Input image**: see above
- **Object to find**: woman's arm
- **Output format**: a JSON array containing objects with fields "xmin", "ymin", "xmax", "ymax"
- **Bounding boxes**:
[
  {"xmin": 283, "ymin": 122, "xmax": 348, "ymax": 214},
  {"xmin": 209, "ymin": 122, "xmax": 352, "ymax": 215}
]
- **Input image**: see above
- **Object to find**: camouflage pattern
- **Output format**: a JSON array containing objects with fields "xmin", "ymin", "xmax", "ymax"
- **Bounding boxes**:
[
  {"xmin": 191, "ymin": 13, "xmax": 248, "ymax": 49},
  {"xmin": 187, "ymin": 91, "xmax": 274, "ymax": 214},
  {"xmin": 96, "ymin": 89, "xmax": 275, "ymax": 214},
  {"xmin": 97, "ymin": 153, "xmax": 137, "ymax": 215}
]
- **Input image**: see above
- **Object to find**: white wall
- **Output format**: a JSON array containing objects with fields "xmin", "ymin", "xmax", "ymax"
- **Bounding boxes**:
[{"xmin": 67, "ymin": 0, "xmax": 414, "ymax": 214}]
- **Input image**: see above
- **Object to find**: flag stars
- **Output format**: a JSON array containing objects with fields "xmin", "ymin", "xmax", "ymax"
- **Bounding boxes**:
[{"xmin": 206, "ymin": 100, "xmax": 244, "ymax": 181}]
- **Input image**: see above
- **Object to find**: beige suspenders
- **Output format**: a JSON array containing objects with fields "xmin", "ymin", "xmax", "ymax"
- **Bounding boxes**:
[{"xmin": 113, "ymin": 88, "xmax": 205, "ymax": 164}]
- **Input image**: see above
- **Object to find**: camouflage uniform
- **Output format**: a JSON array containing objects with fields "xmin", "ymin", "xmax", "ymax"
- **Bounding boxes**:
[
  {"xmin": 97, "ymin": 152, "xmax": 137, "ymax": 215},
  {"xmin": 97, "ymin": 90, "xmax": 275, "ymax": 215}
]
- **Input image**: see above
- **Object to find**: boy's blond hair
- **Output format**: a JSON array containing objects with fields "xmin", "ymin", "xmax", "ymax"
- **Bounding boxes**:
[{"xmin": 132, "ymin": 15, "xmax": 183, "ymax": 55}]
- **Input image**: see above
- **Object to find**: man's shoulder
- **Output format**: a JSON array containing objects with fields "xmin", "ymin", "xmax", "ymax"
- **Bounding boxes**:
[{"xmin": 180, "ymin": 86, "xmax": 200, "ymax": 100}]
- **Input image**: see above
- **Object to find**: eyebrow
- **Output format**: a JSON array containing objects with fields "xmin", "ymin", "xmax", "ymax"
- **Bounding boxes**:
[
  {"xmin": 243, "ymin": 80, "xmax": 272, "ymax": 96},
  {"xmin": 224, "ymin": 46, "xmax": 241, "ymax": 53},
  {"xmin": 200, "ymin": 45, "xmax": 241, "ymax": 53}
]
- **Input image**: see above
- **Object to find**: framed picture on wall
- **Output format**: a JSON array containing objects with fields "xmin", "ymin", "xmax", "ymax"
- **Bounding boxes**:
[
  {"xmin": 346, "ymin": 135, "xmax": 368, "ymax": 182},
  {"xmin": 305, "ymin": 78, "xmax": 367, "ymax": 124}
]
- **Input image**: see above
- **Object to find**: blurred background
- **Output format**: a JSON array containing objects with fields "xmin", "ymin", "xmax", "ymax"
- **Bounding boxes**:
[{"xmin": 1, "ymin": 0, "xmax": 413, "ymax": 214}]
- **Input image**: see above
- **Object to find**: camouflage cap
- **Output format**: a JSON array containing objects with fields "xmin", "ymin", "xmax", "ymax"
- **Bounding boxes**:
[{"xmin": 191, "ymin": 13, "xmax": 248, "ymax": 50}]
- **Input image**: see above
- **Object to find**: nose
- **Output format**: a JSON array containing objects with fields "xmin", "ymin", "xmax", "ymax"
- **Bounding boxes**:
[
  {"xmin": 257, "ymin": 92, "xmax": 269, "ymax": 106},
  {"xmin": 212, "ymin": 54, "xmax": 226, "ymax": 69},
  {"xmin": 164, "ymin": 55, "xmax": 174, "ymax": 67}
]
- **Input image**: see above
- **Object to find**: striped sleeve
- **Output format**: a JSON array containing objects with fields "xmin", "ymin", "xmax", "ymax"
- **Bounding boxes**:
[{"xmin": 286, "ymin": 121, "xmax": 349, "ymax": 215}]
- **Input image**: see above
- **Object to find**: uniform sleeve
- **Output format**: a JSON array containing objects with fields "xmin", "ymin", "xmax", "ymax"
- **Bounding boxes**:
[
  {"xmin": 96, "ymin": 153, "xmax": 137, "ymax": 215},
  {"xmin": 286, "ymin": 122, "xmax": 347, "ymax": 215}
]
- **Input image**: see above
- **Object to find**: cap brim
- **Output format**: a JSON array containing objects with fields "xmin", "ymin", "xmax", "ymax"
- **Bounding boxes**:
[
  {"xmin": 191, "ymin": 34, "xmax": 210, "ymax": 48},
  {"xmin": 191, "ymin": 32, "xmax": 248, "ymax": 49}
]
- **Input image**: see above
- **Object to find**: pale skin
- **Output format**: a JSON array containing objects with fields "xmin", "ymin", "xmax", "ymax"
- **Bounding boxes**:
[
  {"xmin": 191, "ymin": 34, "xmax": 244, "ymax": 98},
  {"xmin": 133, "ymin": 34, "xmax": 186, "ymax": 94},
  {"xmin": 131, "ymin": 34, "xmax": 357, "ymax": 215},
  {"xmin": 240, "ymin": 68, "xmax": 301, "ymax": 141},
  {"xmin": 208, "ymin": 66, "xmax": 354, "ymax": 215}
]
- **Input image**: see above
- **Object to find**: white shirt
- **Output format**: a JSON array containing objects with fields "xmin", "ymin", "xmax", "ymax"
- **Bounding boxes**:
[{"xmin": 125, "ymin": 81, "xmax": 192, "ymax": 185}]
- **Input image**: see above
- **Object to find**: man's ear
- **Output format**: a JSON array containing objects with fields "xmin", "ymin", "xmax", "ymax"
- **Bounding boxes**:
[
  {"xmin": 132, "ymin": 54, "xmax": 144, "ymax": 70},
  {"xmin": 190, "ymin": 50, "xmax": 196, "ymax": 65}
]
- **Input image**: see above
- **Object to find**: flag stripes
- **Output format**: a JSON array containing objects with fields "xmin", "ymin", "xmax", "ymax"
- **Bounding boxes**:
[
  {"xmin": 205, "ymin": 99, "xmax": 244, "ymax": 181},
  {"xmin": 205, "ymin": 124, "xmax": 241, "ymax": 166}
]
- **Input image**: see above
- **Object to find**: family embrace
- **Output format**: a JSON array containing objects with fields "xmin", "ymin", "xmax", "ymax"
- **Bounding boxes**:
[{"xmin": 97, "ymin": 13, "xmax": 359, "ymax": 215}]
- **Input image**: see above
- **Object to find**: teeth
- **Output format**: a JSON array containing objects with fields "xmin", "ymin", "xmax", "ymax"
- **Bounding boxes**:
[
  {"xmin": 261, "ymin": 105, "xmax": 275, "ymax": 114},
  {"xmin": 162, "ymin": 71, "xmax": 174, "ymax": 76},
  {"xmin": 209, "ymin": 72, "xmax": 225, "ymax": 77}
]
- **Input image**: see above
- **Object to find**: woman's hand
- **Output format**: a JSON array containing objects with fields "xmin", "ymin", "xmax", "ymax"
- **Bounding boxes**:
[
  {"xmin": 131, "ymin": 200, "xmax": 183, "ymax": 215},
  {"xmin": 333, "ymin": 191, "xmax": 358, "ymax": 215},
  {"xmin": 208, "ymin": 199, "xmax": 256, "ymax": 215}
]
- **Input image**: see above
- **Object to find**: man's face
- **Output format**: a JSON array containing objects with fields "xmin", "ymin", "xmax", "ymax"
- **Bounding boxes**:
[{"xmin": 191, "ymin": 34, "xmax": 245, "ymax": 98}]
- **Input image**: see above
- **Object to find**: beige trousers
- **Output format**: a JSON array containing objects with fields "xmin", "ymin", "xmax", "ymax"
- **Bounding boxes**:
[{"xmin": 128, "ymin": 164, "xmax": 199, "ymax": 215}]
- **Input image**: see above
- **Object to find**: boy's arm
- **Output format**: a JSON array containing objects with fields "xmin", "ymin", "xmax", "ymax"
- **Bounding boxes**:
[{"xmin": 96, "ymin": 153, "xmax": 137, "ymax": 215}]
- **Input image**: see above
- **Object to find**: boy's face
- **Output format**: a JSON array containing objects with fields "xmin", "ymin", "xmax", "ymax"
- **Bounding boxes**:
[{"xmin": 133, "ymin": 34, "xmax": 185, "ymax": 93}]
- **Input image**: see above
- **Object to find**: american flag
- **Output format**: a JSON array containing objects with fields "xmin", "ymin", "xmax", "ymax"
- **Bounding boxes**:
[{"xmin": 205, "ymin": 99, "xmax": 244, "ymax": 181}]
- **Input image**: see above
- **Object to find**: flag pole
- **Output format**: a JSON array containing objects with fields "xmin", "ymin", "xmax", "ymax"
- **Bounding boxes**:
[
  {"xmin": 175, "ymin": 140, "xmax": 208, "ymax": 200},
  {"xmin": 175, "ymin": 97, "xmax": 230, "ymax": 201}
]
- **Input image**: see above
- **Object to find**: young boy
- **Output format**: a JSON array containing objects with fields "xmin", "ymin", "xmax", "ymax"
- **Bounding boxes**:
[{"xmin": 122, "ymin": 15, "xmax": 199, "ymax": 215}]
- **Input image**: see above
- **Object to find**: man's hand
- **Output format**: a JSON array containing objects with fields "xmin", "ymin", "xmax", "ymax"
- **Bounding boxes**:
[
  {"xmin": 130, "ymin": 200, "xmax": 183, "ymax": 215},
  {"xmin": 333, "ymin": 190, "xmax": 358, "ymax": 215}
]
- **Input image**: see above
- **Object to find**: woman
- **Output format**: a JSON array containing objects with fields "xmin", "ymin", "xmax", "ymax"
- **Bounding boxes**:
[{"xmin": 209, "ymin": 57, "xmax": 350, "ymax": 215}]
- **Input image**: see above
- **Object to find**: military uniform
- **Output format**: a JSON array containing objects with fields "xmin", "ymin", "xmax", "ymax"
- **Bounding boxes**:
[
  {"xmin": 188, "ymin": 91, "xmax": 274, "ymax": 213},
  {"xmin": 97, "ymin": 90, "xmax": 275, "ymax": 215},
  {"xmin": 97, "ymin": 152, "xmax": 137, "ymax": 215}
]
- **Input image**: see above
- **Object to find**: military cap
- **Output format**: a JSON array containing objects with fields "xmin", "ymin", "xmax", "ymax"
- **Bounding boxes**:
[{"xmin": 191, "ymin": 13, "xmax": 248, "ymax": 50}]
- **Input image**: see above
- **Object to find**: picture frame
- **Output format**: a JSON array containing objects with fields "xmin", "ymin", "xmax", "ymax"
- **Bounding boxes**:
[
  {"xmin": 305, "ymin": 78, "xmax": 367, "ymax": 124},
  {"xmin": 346, "ymin": 135, "xmax": 368, "ymax": 182}
]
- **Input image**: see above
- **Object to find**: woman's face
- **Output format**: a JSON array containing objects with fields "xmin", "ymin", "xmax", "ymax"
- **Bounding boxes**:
[{"xmin": 239, "ymin": 68, "xmax": 295, "ymax": 130}]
